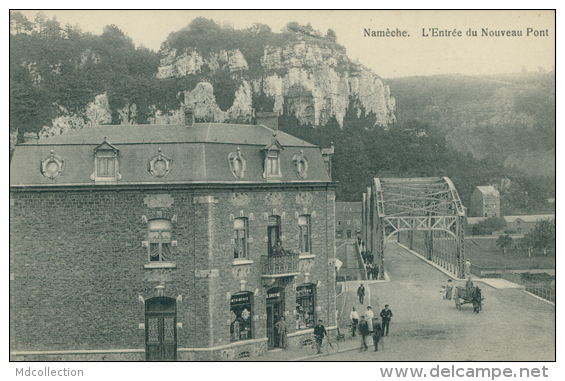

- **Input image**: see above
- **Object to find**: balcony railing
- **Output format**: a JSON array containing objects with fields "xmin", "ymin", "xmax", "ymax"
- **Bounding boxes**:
[{"xmin": 261, "ymin": 253, "xmax": 300, "ymax": 277}]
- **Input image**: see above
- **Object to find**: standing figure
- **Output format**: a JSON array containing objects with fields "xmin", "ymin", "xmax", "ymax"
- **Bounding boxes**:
[
  {"xmin": 444, "ymin": 279, "xmax": 454, "ymax": 300},
  {"xmin": 358, "ymin": 315, "xmax": 369, "ymax": 352},
  {"xmin": 465, "ymin": 259, "xmax": 472, "ymax": 277},
  {"xmin": 313, "ymin": 319, "xmax": 327, "ymax": 354},
  {"xmin": 274, "ymin": 316, "xmax": 288, "ymax": 349},
  {"xmin": 349, "ymin": 306, "xmax": 359, "ymax": 337},
  {"xmin": 372, "ymin": 318, "xmax": 382, "ymax": 351},
  {"xmin": 380, "ymin": 304, "xmax": 393, "ymax": 336},
  {"xmin": 366, "ymin": 306, "xmax": 374, "ymax": 333},
  {"xmin": 466, "ymin": 277, "xmax": 474, "ymax": 289},
  {"xmin": 357, "ymin": 284, "xmax": 366, "ymax": 304}
]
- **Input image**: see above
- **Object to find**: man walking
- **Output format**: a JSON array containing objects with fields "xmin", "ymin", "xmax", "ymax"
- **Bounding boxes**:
[
  {"xmin": 357, "ymin": 284, "xmax": 366, "ymax": 304},
  {"xmin": 349, "ymin": 306, "xmax": 359, "ymax": 337},
  {"xmin": 372, "ymin": 318, "xmax": 382, "ymax": 351},
  {"xmin": 358, "ymin": 315, "xmax": 369, "ymax": 352},
  {"xmin": 313, "ymin": 319, "xmax": 327, "ymax": 354},
  {"xmin": 380, "ymin": 304, "xmax": 393, "ymax": 336}
]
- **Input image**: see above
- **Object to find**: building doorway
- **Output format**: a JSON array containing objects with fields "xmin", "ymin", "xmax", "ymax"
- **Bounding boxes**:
[
  {"xmin": 145, "ymin": 297, "xmax": 177, "ymax": 361},
  {"xmin": 266, "ymin": 286, "xmax": 284, "ymax": 350}
]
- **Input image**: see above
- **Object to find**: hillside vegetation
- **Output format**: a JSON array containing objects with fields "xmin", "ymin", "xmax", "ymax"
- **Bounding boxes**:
[{"xmin": 10, "ymin": 12, "xmax": 555, "ymax": 214}]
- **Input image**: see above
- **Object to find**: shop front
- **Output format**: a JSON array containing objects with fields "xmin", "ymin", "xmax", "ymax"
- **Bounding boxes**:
[{"xmin": 266, "ymin": 287, "xmax": 284, "ymax": 349}]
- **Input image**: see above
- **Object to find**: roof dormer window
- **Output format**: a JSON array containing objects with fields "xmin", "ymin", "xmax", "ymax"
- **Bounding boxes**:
[
  {"xmin": 90, "ymin": 138, "xmax": 121, "ymax": 182},
  {"xmin": 261, "ymin": 133, "xmax": 283, "ymax": 180}
]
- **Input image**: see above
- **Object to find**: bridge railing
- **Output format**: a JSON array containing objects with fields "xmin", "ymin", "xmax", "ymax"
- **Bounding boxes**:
[{"xmin": 523, "ymin": 281, "xmax": 555, "ymax": 303}]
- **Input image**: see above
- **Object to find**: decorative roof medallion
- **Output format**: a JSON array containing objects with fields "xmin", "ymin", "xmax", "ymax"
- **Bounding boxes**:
[
  {"xmin": 293, "ymin": 150, "xmax": 308, "ymax": 179},
  {"xmin": 40, "ymin": 150, "xmax": 65, "ymax": 179},
  {"xmin": 148, "ymin": 148, "xmax": 173, "ymax": 178},
  {"xmin": 228, "ymin": 148, "xmax": 246, "ymax": 179}
]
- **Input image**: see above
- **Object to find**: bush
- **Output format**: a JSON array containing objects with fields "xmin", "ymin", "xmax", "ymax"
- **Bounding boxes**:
[{"xmin": 471, "ymin": 218, "xmax": 507, "ymax": 236}]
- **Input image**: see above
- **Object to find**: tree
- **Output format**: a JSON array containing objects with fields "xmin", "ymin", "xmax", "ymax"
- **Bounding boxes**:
[
  {"xmin": 325, "ymin": 28, "xmax": 337, "ymax": 42},
  {"xmin": 523, "ymin": 219, "xmax": 555, "ymax": 256},
  {"xmin": 248, "ymin": 23, "xmax": 271, "ymax": 36},
  {"xmin": 471, "ymin": 218, "xmax": 506, "ymax": 236},
  {"xmin": 10, "ymin": 11, "xmax": 33, "ymax": 34},
  {"xmin": 496, "ymin": 234, "xmax": 513, "ymax": 254}
]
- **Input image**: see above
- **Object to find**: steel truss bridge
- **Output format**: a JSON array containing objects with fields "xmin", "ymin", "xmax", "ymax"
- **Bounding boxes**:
[{"xmin": 363, "ymin": 177, "xmax": 466, "ymax": 279}]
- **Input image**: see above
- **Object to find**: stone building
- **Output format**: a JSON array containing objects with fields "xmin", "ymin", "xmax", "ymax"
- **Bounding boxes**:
[
  {"xmin": 9, "ymin": 118, "xmax": 337, "ymax": 361},
  {"xmin": 469, "ymin": 186, "xmax": 501, "ymax": 218},
  {"xmin": 335, "ymin": 202, "xmax": 362, "ymax": 241},
  {"xmin": 504, "ymin": 215, "xmax": 555, "ymax": 235}
]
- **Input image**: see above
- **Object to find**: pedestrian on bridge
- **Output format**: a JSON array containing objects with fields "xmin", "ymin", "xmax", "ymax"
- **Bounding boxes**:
[
  {"xmin": 357, "ymin": 284, "xmax": 366, "ymax": 304},
  {"xmin": 372, "ymin": 318, "xmax": 382, "ymax": 351},
  {"xmin": 444, "ymin": 279, "xmax": 454, "ymax": 300},
  {"xmin": 358, "ymin": 315, "xmax": 369, "ymax": 352},
  {"xmin": 349, "ymin": 307, "xmax": 359, "ymax": 337},
  {"xmin": 380, "ymin": 304, "xmax": 393, "ymax": 336},
  {"xmin": 366, "ymin": 306, "xmax": 374, "ymax": 333}
]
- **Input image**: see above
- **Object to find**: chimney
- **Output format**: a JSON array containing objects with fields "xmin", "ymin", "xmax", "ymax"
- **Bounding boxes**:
[
  {"xmin": 184, "ymin": 107, "xmax": 195, "ymax": 127},
  {"xmin": 23, "ymin": 132, "xmax": 39, "ymax": 143},
  {"xmin": 321, "ymin": 142, "xmax": 335, "ymax": 180}
]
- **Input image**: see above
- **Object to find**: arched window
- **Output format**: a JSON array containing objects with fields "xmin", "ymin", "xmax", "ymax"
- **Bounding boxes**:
[
  {"xmin": 234, "ymin": 218, "xmax": 248, "ymax": 259},
  {"xmin": 148, "ymin": 219, "xmax": 172, "ymax": 262},
  {"xmin": 268, "ymin": 215, "xmax": 282, "ymax": 256},
  {"xmin": 298, "ymin": 215, "xmax": 311, "ymax": 253}
]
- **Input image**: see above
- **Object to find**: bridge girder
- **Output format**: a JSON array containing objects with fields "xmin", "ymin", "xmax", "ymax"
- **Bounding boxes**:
[{"xmin": 367, "ymin": 177, "xmax": 466, "ymax": 278}]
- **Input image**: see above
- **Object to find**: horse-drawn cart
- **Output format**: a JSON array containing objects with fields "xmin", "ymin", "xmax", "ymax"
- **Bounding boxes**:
[{"xmin": 454, "ymin": 286, "xmax": 483, "ymax": 313}]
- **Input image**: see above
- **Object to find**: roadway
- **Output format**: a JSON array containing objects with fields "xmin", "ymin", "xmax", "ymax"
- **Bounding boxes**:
[{"xmin": 311, "ymin": 241, "xmax": 555, "ymax": 361}]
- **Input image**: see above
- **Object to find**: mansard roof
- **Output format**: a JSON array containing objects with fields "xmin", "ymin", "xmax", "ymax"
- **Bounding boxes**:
[{"xmin": 10, "ymin": 123, "xmax": 332, "ymax": 188}]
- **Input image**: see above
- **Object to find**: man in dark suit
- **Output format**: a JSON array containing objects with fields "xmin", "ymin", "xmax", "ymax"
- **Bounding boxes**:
[
  {"xmin": 358, "ymin": 315, "xmax": 369, "ymax": 352},
  {"xmin": 313, "ymin": 319, "xmax": 327, "ymax": 354},
  {"xmin": 357, "ymin": 284, "xmax": 366, "ymax": 304},
  {"xmin": 380, "ymin": 304, "xmax": 393, "ymax": 336},
  {"xmin": 372, "ymin": 318, "xmax": 382, "ymax": 351}
]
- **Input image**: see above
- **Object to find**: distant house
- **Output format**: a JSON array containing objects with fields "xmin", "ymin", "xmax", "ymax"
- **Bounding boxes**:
[
  {"xmin": 504, "ymin": 215, "xmax": 555, "ymax": 235},
  {"xmin": 335, "ymin": 202, "xmax": 362, "ymax": 241},
  {"xmin": 469, "ymin": 186, "xmax": 501, "ymax": 218}
]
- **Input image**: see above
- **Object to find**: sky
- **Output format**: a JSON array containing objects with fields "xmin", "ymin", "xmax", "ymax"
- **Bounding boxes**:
[{"xmin": 14, "ymin": 9, "xmax": 555, "ymax": 78}]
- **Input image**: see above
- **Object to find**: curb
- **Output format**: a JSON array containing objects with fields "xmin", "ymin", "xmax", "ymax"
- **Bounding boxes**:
[{"xmin": 292, "ymin": 342, "xmax": 361, "ymax": 361}]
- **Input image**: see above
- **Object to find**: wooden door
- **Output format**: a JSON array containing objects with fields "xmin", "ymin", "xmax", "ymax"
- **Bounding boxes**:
[
  {"xmin": 145, "ymin": 297, "xmax": 177, "ymax": 361},
  {"xmin": 266, "ymin": 303, "xmax": 280, "ymax": 350}
]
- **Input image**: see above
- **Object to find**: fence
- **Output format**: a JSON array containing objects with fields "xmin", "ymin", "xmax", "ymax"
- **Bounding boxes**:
[
  {"xmin": 499, "ymin": 269, "xmax": 556, "ymax": 303},
  {"xmin": 522, "ymin": 281, "xmax": 555, "ymax": 303}
]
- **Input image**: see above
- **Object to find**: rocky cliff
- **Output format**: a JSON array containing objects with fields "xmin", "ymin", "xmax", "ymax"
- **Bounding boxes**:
[{"xmin": 153, "ymin": 41, "xmax": 396, "ymax": 128}]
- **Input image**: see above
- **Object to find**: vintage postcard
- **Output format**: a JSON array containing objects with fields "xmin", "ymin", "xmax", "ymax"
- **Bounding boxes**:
[{"xmin": 9, "ymin": 8, "xmax": 555, "ymax": 378}]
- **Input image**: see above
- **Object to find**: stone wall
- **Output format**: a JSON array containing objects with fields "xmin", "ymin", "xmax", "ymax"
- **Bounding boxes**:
[{"xmin": 10, "ymin": 185, "xmax": 336, "ymax": 360}]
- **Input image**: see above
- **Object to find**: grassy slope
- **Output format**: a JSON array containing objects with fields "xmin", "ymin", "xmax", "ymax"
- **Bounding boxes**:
[{"xmin": 466, "ymin": 237, "xmax": 555, "ymax": 269}]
